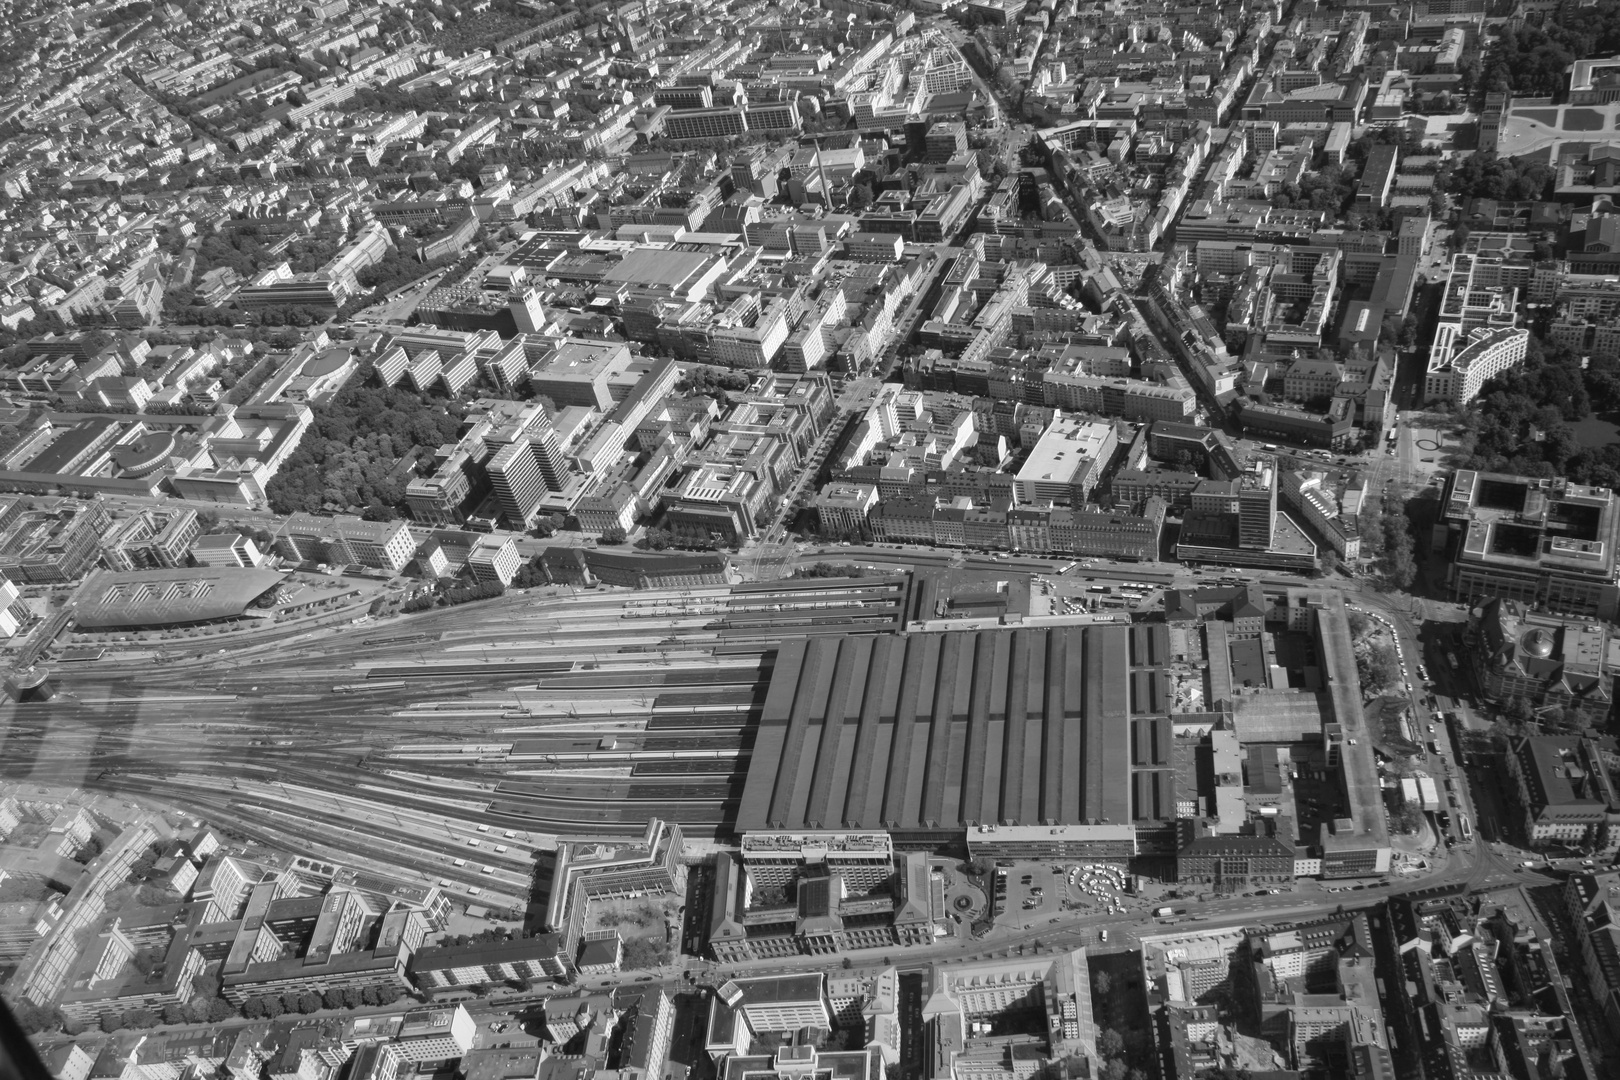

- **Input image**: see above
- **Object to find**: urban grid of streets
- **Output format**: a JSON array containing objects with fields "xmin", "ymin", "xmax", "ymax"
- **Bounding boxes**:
[{"xmin": 0, "ymin": 0, "xmax": 1607, "ymax": 1075}]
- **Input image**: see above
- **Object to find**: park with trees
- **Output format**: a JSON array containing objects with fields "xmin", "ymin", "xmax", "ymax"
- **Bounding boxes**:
[{"xmin": 265, "ymin": 378, "xmax": 465, "ymax": 517}]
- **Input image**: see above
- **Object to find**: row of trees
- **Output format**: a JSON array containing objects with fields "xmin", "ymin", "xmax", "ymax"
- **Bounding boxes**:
[
  {"xmin": 402, "ymin": 579, "xmax": 505, "ymax": 613},
  {"xmin": 1358, "ymin": 488, "xmax": 1418, "ymax": 592},
  {"xmin": 794, "ymin": 562, "xmax": 867, "ymax": 578},
  {"xmin": 242, "ymin": 983, "xmax": 405, "ymax": 1019}
]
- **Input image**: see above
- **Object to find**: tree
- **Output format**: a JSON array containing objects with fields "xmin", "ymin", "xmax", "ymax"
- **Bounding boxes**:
[
  {"xmin": 243, "ymin": 997, "xmax": 267, "ymax": 1019},
  {"xmin": 11, "ymin": 1003, "xmax": 63, "ymax": 1034},
  {"xmin": 324, "ymin": 989, "xmax": 347, "ymax": 1010},
  {"xmin": 162, "ymin": 1004, "xmax": 187, "ymax": 1025},
  {"xmin": 1315, "ymin": 549, "xmax": 1340, "ymax": 578},
  {"xmin": 1099, "ymin": 1061, "xmax": 1129, "ymax": 1080},
  {"xmin": 1093, "ymin": 971, "xmax": 1113, "ymax": 998},
  {"xmin": 600, "ymin": 525, "xmax": 628, "ymax": 545},
  {"xmin": 1506, "ymin": 696, "xmax": 1534, "ymax": 723},
  {"xmin": 207, "ymin": 1000, "xmax": 237, "ymax": 1022},
  {"xmin": 124, "ymin": 1009, "xmax": 160, "ymax": 1030},
  {"xmin": 1098, "ymin": 1029, "xmax": 1125, "ymax": 1059},
  {"xmin": 622, "ymin": 937, "xmax": 672, "ymax": 969}
]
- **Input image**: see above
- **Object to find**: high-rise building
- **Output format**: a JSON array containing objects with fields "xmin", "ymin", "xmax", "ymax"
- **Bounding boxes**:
[
  {"xmin": 1237, "ymin": 458, "xmax": 1277, "ymax": 550},
  {"xmin": 529, "ymin": 413, "xmax": 573, "ymax": 492},
  {"xmin": 487, "ymin": 440, "xmax": 545, "ymax": 528}
]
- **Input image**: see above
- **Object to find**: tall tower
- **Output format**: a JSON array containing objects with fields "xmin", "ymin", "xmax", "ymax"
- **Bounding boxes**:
[
  {"xmin": 509, "ymin": 285, "xmax": 547, "ymax": 334},
  {"xmin": 487, "ymin": 439, "xmax": 546, "ymax": 529},
  {"xmin": 528, "ymin": 412, "xmax": 574, "ymax": 492},
  {"xmin": 1237, "ymin": 458, "xmax": 1277, "ymax": 550}
]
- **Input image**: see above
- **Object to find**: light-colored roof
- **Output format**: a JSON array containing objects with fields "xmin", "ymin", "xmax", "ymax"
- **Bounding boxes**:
[{"xmin": 73, "ymin": 566, "xmax": 289, "ymax": 629}]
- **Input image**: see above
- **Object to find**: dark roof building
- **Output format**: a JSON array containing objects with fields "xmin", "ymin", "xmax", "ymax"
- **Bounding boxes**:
[
  {"xmin": 583, "ymin": 550, "xmax": 729, "ymax": 589},
  {"xmin": 737, "ymin": 626, "xmax": 1160, "ymax": 852},
  {"xmin": 1505, "ymin": 736, "xmax": 1620, "ymax": 853}
]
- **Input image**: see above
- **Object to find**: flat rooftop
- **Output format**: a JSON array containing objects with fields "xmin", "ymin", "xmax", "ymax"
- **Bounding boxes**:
[
  {"xmin": 603, "ymin": 248, "xmax": 717, "ymax": 290},
  {"xmin": 1016, "ymin": 418, "xmax": 1114, "ymax": 487}
]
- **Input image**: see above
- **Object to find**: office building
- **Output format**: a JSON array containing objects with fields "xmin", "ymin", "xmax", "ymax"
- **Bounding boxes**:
[
  {"xmin": 1468, "ymin": 597, "xmax": 1616, "ymax": 725},
  {"xmin": 721, "ymin": 975, "xmax": 831, "ymax": 1033},
  {"xmin": 0, "ymin": 497, "xmax": 111, "ymax": 583},
  {"xmin": 101, "ymin": 508, "xmax": 201, "ymax": 571},
  {"xmin": 1014, "ymin": 417, "xmax": 1118, "ymax": 505},
  {"xmin": 707, "ymin": 848, "xmax": 935, "ymax": 962},
  {"xmin": 542, "ymin": 819, "xmax": 686, "ymax": 962},
  {"xmin": 467, "ymin": 536, "xmax": 521, "ymax": 587},
  {"xmin": 395, "ymin": 1006, "xmax": 477, "ymax": 1062},
  {"xmin": 815, "ymin": 483, "xmax": 879, "ymax": 536},
  {"xmin": 487, "ymin": 441, "xmax": 546, "ymax": 529},
  {"xmin": 1423, "ymin": 326, "xmax": 1528, "ymax": 407},
  {"xmin": 276, "ymin": 515, "xmax": 415, "ymax": 572},
  {"xmin": 1440, "ymin": 471, "xmax": 1620, "ymax": 621},
  {"xmin": 409, "ymin": 935, "xmax": 570, "ymax": 994},
  {"xmin": 1507, "ymin": 736, "xmax": 1620, "ymax": 853}
]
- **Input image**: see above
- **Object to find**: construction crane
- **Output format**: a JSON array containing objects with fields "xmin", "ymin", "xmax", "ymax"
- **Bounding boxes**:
[{"xmin": 5, "ymin": 604, "xmax": 76, "ymax": 702}]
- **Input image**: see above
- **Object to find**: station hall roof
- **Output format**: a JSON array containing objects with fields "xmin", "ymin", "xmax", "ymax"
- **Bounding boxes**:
[
  {"xmin": 737, "ymin": 626, "xmax": 1165, "ymax": 835},
  {"xmin": 73, "ymin": 566, "xmax": 289, "ymax": 629}
]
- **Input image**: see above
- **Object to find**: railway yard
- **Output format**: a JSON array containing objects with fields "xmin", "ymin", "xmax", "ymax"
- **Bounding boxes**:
[{"xmin": 0, "ymin": 576, "xmax": 921, "ymax": 914}]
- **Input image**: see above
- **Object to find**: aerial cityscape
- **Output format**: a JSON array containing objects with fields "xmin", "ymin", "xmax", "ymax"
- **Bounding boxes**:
[{"xmin": 3, "ymin": 0, "xmax": 1620, "ymax": 1079}]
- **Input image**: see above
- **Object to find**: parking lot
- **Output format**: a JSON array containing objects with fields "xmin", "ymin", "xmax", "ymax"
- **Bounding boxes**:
[
  {"xmin": 1031, "ymin": 572, "xmax": 1165, "ymax": 616},
  {"xmin": 991, "ymin": 859, "xmax": 1145, "ymax": 929}
]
